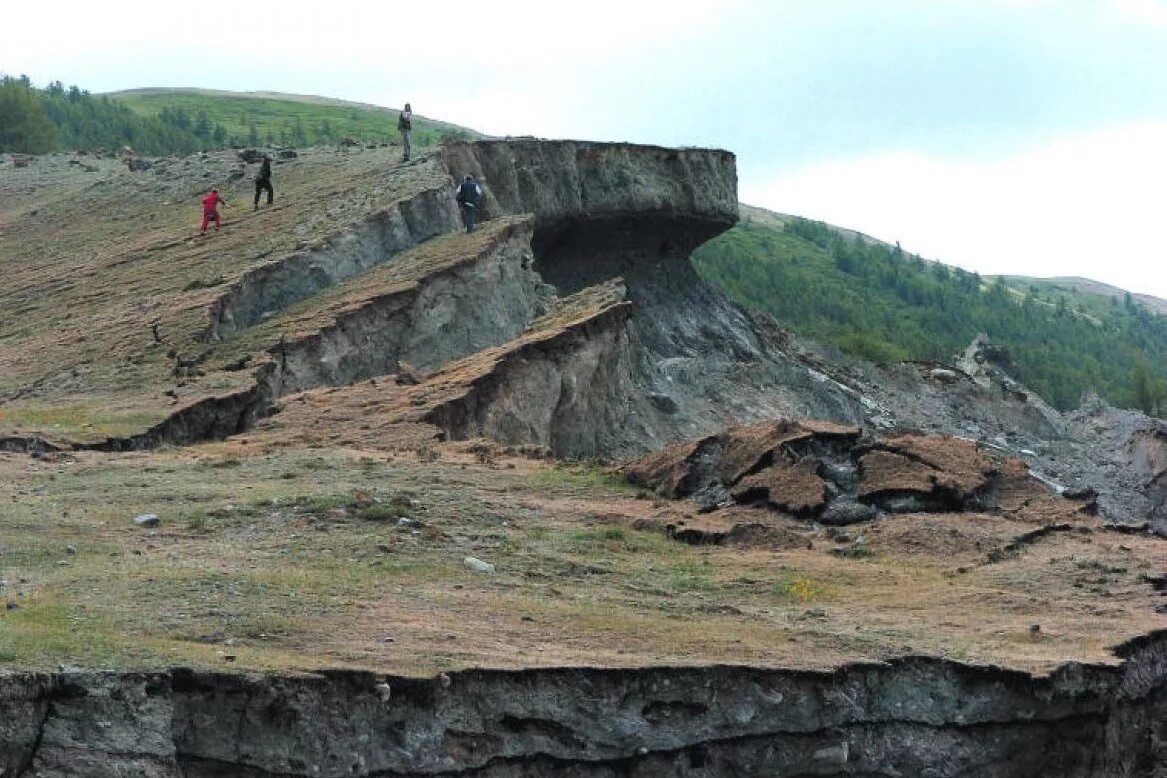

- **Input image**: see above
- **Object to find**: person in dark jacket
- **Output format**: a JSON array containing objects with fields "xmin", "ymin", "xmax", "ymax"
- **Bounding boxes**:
[
  {"xmin": 398, "ymin": 103, "xmax": 412, "ymax": 162},
  {"xmin": 254, "ymin": 155, "xmax": 274, "ymax": 210},
  {"xmin": 455, "ymin": 175, "xmax": 482, "ymax": 233}
]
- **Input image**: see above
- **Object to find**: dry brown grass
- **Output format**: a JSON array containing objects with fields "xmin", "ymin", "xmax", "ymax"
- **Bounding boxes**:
[
  {"xmin": 1, "ymin": 150, "xmax": 1162, "ymax": 681},
  {"xmin": 0, "ymin": 148, "xmax": 448, "ymax": 441},
  {"xmin": 0, "ymin": 442, "xmax": 1161, "ymax": 677}
]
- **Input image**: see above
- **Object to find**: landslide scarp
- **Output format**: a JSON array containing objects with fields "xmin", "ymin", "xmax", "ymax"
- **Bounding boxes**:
[{"xmin": 6, "ymin": 138, "xmax": 843, "ymax": 459}]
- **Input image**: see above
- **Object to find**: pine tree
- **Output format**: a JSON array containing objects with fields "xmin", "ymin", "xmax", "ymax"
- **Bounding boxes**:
[{"xmin": 0, "ymin": 77, "xmax": 58, "ymax": 153}]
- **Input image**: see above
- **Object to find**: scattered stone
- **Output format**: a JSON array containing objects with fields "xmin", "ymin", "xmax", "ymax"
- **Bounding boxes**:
[
  {"xmin": 464, "ymin": 556, "xmax": 496, "ymax": 573},
  {"xmin": 133, "ymin": 514, "xmax": 160, "ymax": 527},
  {"xmin": 692, "ymin": 484, "xmax": 733, "ymax": 514},
  {"xmin": 277, "ymin": 149, "xmax": 298, "ymax": 159},
  {"xmin": 375, "ymin": 681, "xmax": 392, "ymax": 702},
  {"xmin": 237, "ymin": 149, "xmax": 265, "ymax": 163},
  {"xmin": 394, "ymin": 360, "xmax": 424, "ymax": 385},
  {"xmin": 647, "ymin": 393, "xmax": 678, "ymax": 414},
  {"xmin": 813, "ymin": 742, "xmax": 849, "ymax": 764},
  {"xmin": 1029, "ymin": 624, "xmax": 1042, "ymax": 635},
  {"xmin": 439, "ymin": 673, "xmax": 452, "ymax": 688},
  {"xmin": 820, "ymin": 501, "xmax": 878, "ymax": 526},
  {"xmin": 65, "ymin": 545, "xmax": 76, "ymax": 555},
  {"xmin": 1063, "ymin": 485, "xmax": 1099, "ymax": 501}
]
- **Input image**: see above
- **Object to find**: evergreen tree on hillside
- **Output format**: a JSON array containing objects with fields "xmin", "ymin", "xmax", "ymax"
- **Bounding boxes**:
[
  {"xmin": 693, "ymin": 216, "xmax": 1167, "ymax": 414},
  {"xmin": 0, "ymin": 77, "xmax": 58, "ymax": 153}
]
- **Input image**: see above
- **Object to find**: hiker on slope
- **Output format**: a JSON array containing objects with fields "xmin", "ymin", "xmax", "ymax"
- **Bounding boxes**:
[
  {"xmin": 254, "ymin": 154, "xmax": 274, "ymax": 210},
  {"xmin": 456, "ymin": 175, "xmax": 482, "ymax": 233},
  {"xmin": 398, "ymin": 103, "xmax": 413, "ymax": 162},
  {"xmin": 200, "ymin": 189, "xmax": 226, "ymax": 233}
]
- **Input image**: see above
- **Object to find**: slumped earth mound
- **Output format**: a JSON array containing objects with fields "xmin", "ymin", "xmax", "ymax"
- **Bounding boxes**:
[{"xmin": 0, "ymin": 139, "xmax": 1163, "ymax": 775}]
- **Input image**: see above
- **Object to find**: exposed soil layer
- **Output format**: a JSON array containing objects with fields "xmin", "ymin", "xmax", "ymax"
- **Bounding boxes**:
[
  {"xmin": 2, "ymin": 629, "xmax": 1165, "ymax": 776},
  {"xmin": 208, "ymin": 184, "xmax": 463, "ymax": 339}
]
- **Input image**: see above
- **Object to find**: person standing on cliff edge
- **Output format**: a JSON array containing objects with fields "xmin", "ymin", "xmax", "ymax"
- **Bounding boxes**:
[
  {"xmin": 456, "ymin": 174, "xmax": 482, "ymax": 233},
  {"xmin": 398, "ymin": 103, "xmax": 413, "ymax": 162},
  {"xmin": 254, "ymin": 155, "xmax": 274, "ymax": 210}
]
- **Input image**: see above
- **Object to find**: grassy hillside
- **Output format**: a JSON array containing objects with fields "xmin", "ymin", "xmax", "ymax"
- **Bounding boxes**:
[
  {"xmin": 693, "ymin": 208, "xmax": 1167, "ymax": 414},
  {"xmin": 0, "ymin": 78, "xmax": 478, "ymax": 155},
  {"xmin": 110, "ymin": 88, "xmax": 477, "ymax": 149}
]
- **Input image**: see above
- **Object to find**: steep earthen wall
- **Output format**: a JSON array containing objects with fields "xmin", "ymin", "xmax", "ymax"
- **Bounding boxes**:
[{"xmin": 3, "ymin": 631, "xmax": 1164, "ymax": 776}]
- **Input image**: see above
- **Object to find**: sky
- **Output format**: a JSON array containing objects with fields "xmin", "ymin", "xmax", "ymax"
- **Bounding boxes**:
[{"xmin": 5, "ymin": 0, "xmax": 1167, "ymax": 298}]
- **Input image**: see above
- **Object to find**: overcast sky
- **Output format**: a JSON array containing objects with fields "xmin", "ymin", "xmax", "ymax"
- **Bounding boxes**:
[{"xmin": 5, "ymin": 0, "xmax": 1167, "ymax": 298}]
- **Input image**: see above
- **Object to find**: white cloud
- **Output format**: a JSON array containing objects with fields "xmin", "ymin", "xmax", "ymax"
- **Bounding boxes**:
[{"xmin": 741, "ymin": 123, "xmax": 1167, "ymax": 299}]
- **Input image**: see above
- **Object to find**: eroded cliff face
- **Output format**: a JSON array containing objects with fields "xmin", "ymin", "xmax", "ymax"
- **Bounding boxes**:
[
  {"xmin": 2, "ymin": 630, "xmax": 1164, "ymax": 777},
  {"xmin": 427, "ymin": 141, "xmax": 862, "ymax": 459},
  {"xmin": 438, "ymin": 140, "xmax": 738, "ymax": 235}
]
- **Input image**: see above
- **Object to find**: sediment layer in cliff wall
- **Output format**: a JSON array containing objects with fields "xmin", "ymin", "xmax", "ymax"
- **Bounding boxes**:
[{"xmin": 3, "ymin": 630, "xmax": 1164, "ymax": 777}]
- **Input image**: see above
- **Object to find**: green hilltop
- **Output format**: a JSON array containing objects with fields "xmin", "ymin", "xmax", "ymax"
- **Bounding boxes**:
[
  {"xmin": 693, "ymin": 206, "xmax": 1167, "ymax": 415},
  {"xmin": 108, "ymin": 87, "xmax": 478, "ymax": 150},
  {"xmin": 0, "ymin": 78, "xmax": 477, "ymax": 155}
]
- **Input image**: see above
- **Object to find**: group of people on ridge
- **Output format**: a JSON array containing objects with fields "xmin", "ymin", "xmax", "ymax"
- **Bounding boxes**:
[{"xmin": 200, "ymin": 103, "xmax": 484, "ymax": 235}]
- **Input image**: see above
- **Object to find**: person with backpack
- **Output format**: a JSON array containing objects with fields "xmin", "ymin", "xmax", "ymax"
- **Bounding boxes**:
[
  {"xmin": 398, "ymin": 103, "xmax": 413, "ymax": 162},
  {"xmin": 254, "ymin": 155, "xmax": 274, "ymax": 210},
  {"xmin": 200, "ymin": 189, "xmax": 226, "ymax": 233},
  {"xmin": 455, "ymin": 174, "xmax": 482, "ymax": 233}
]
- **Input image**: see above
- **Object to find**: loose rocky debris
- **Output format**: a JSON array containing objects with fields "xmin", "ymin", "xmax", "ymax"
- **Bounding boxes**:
[{"xmin": 624, "ymin": 419, "xmax": 1095, "ymax": 529}]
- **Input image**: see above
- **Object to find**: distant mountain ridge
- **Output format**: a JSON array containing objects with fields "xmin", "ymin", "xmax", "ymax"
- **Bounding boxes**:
[
  {"xmin": 992, "ymin": 274, "xmax": 1167, "ymax": 317},
  {"xmin": 740, "ymin": 205, "xmax": 1167, "ymax": 310}
]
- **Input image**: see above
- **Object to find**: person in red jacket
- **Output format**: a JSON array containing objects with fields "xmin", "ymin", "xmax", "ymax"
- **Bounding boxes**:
[{"xmin": 200, "ymin": 189, "xmax": 226, "ymax": 233}]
